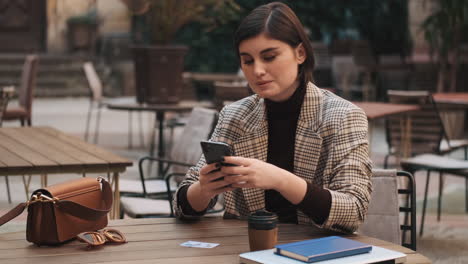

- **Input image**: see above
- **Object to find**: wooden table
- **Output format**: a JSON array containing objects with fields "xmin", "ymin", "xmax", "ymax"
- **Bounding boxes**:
[
  {"xmin": 0, "ymin": 218, "xmax": 431, "ymax": 263},
  {"xmin": 433, "ymin": 92, "xmax": 468, "ymax": 106},
  {"xmin": 107, "ymin": 100, "xmax": 212, "ymax": 175},
  {"xmin": 433, "ymin": 93, "xmax": 468, "ymax": 139},
  {"xmin": 0, "ymin": 126, "xmax": 132, "ymax": 219},
  {"xmin": 353, "ymin": 102, "xmax": 421, "ymax": 157}
]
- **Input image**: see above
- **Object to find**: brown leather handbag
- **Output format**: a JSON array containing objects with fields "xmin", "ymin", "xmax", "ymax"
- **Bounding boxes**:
[{"xmin": 0, "ymin": 177, "xmax": 113, "ymax": 246}]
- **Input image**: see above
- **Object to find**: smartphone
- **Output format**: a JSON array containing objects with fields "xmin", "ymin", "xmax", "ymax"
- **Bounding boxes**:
[
  {"xmin": 200, "ymin": 141, "xmax": 239, "ymax": 184},
  {"xmin": 200, "ymin": 140, "xmax": 236, "ymax": 166}
]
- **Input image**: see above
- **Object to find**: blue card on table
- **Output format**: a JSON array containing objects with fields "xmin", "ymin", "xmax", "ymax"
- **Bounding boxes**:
[{"xmin": 274, "ymin": 236, "xmax": 372, "ymax": 263}]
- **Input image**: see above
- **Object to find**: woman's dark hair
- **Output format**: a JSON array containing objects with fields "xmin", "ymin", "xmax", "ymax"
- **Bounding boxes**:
[{"xmin": 234, "ymin": 2, "xmax": 315, "ymax": 85}]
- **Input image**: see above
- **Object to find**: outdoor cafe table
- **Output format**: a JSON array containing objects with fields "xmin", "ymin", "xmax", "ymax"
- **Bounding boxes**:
[
  {"xmin": 353, "ymin": 102, "xmax": 421, "ymax": 158},
  {"xmin": 0, "ymin": 218, "xmax": 431, "ymax": 264},
  {"xmin": 0, "ymin": 126, "xmax": 132, "ymax": 219},
  {"xmin": 433, "ymin": 92, "xmax": 468, "ymax": 106}
]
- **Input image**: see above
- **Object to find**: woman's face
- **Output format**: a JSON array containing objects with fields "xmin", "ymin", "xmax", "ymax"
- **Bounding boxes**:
[{"xmin": 239, "ymin": 33, "xmax": 305, "ymax": 102}]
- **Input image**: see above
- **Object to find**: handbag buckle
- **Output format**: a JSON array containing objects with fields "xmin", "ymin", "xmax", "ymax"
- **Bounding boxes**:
[{"xmin": 26, "ymin": 192, "xmax": 58, "ymax": 207}]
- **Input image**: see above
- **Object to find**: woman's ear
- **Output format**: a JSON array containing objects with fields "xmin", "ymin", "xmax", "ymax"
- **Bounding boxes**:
[{"xmin": 295, "ymin": 43, "xmax": 306, "ymax": 64}]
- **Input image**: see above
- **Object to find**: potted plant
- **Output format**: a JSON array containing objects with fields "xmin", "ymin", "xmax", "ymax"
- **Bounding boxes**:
[
  {"xmin": 121, "ymin": 0, "xmax": 240, "ymax": 104},
  {"xmin": 421, "ymin": 0, "xmax": 468, "ymax": 92}
]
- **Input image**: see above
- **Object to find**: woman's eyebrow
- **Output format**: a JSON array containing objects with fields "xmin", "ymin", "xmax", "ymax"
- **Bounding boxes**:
[
  {"xmin": 260, "ymin": 47, "xmax": 279, "ymax": 54},
  {"xmin": 239, "ymin": 47, "xmax": 279, "ymax": 57}
]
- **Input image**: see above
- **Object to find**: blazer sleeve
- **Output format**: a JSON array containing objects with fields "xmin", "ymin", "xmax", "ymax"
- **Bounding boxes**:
[
  {"xmin": 172, "ymin": 109, "xmax": 227, "ymax": 218},
  {"xmin": 319, "ymin": 107, "xmax": 373, "ymax": 233}
]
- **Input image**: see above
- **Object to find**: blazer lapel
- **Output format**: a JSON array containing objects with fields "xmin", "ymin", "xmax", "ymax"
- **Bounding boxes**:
[{"xmin": 294, "ymin": 83, "xmax": 324, "ymax": 183}]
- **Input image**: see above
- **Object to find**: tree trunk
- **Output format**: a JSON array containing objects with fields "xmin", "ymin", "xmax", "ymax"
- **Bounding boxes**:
[
  {"xmin": 437, "ymin": 60, "xmax": 448, "ymax": 93},
  {"xmin": 449, "ymin": 24, "xmax": 461, "ymax": 92}
]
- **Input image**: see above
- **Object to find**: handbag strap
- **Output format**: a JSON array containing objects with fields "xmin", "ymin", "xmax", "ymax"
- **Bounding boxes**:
[
  {"xmin": 0, "ymin": 202, "xmax": 28, "ymax": 226},
  {"xmin": 0, "ymin": 178, "xmax": 113, "ymax": 226}
]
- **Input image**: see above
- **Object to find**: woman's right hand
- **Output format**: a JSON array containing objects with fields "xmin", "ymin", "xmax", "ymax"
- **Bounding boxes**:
[
  {"xmin": 187, "ymin": 163, "xmax": 235, "ymax": 212},
  {"xmin": 198, "ymin": 162, "xmax": 235, "ymax": 199}
]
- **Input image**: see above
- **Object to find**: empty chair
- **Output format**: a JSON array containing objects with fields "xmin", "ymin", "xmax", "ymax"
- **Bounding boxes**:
[
  {"xmin": 384, "ymin": 90, "xmax": 468, "ymax": 167},
  {"xmin": 120, "ymin": 107, "xmax": 219, "ymax": 218},
  {"xmin": 358, "ymin": 169, "xmax": 416, "ymax": 250},
  {"xmin": 385, "ymin": 91, "xmax": 468, "ymax": 236},
  {"xmin": 3, "ymin": 55, "xmax": 39, "ymax": 126},
  {"xmin": 83, "ymin": 61, "xmax": 144, "ymax": 148}
]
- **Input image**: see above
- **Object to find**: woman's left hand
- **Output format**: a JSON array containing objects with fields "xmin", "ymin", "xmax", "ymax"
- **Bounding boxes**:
[{"xmin": 220, "ymin": 156, "xmax": 286, "ymax": 190}]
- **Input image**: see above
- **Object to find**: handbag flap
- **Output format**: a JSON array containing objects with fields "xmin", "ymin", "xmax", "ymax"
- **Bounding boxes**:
[{"xmin": 45, "ymin": 177, "xmax": 101, "ymax": 199}]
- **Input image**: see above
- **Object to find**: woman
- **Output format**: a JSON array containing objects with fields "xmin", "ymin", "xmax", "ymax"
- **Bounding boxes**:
[{"xmin": 173, "ymin": 2, "xmax": 372, "ymax": 233}]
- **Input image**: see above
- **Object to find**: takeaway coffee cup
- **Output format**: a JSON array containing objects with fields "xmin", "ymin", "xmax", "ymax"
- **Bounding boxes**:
[{"xmin": 248, "ymin": 210, "xmax": 278, "ymax": 251}]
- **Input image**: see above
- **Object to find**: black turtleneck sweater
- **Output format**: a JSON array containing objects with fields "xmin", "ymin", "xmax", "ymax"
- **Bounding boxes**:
[
  {"xmin": 264, "ymin": 84, "xmax": 330, "ymax": 224},
  {"xmin": 177, "ymin": 84, "xmax": 331, "ymax": 224}
]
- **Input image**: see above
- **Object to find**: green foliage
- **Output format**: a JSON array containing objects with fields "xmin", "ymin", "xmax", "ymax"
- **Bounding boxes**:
[
  {"xmin": 422, "ymin": 0, "xmax": 468, "ymax": 58},
  {"xmin": 174, "ymin": 0, "xmax": 412, "ymax": 72}
]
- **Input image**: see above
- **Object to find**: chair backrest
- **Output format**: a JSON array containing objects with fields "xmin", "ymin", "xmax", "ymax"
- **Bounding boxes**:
[
  {"xmin": 83, "ymin": 62, "xmax": 103, "ymax": 101},
  {"xmin": 386, "ymin": 90, "xmax": 446, "ymax": 156},
  {"xmin": 0, "ymin": 86, "xmax": 14, "ymax": 126},
  {"xmin": 18, "ymin": 55, "xmax": 38, "ymax": 115},
  {"xmin": 358, "ymin": 169, "xmax": 416, "ymax": 250},
  {"xmin": 169, "ymin": 107, "xmax": 218, "ymax": 175}
]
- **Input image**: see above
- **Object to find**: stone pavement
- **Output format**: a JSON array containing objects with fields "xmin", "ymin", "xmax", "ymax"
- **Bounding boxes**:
[{"xmin": 1, "ymin": 97, "xmax": 467, "ymax": 263}]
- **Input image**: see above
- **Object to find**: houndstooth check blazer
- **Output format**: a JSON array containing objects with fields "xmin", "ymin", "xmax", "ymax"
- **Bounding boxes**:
[{"xmin": 174, "ymin": 82, "xmax": 373, "ymax": 233}]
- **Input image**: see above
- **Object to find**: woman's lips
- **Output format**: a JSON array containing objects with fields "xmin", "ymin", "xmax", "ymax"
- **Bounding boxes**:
[{"xmin": 256, "ymin": 80, "xmax": 272, "ymax": 86}]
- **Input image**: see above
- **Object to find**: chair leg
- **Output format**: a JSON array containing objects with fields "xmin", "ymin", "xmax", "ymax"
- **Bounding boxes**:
[
  {"xmin": 27, "ymin": 118, "xmax": 31, "ymax": 126},
  {"xmin": 20, "ymin": 119, "xmax": 24, "ymax": 126},
  {"xmin": 420, "ymin": 170, "xmax": 431, "ymax": 237},
  {"xmin": 85, "ymin": 103, "xmax": 93, "ymax": 141},
  {"xmin": 138, "ymin": 111, "xmax": 145, "ymax": 148},
  {"xmin": 94, "ymin": 105, "xmax": 102, "ymax": 144},
  {"xmin": 128, "ymin": 111, "xmax": 133, "ymax": 149},
  {"xmin": 438, "ymin": 172, "xmax": 444, "ymax": 222},
  {"xmin": 4, "ymin": 176, "xmax": 11, "ymax": 204}
]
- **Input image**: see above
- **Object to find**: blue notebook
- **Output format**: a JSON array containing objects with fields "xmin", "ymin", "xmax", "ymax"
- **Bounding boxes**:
[{"xmin": 274, "ymin": 236, "xmax": 372, "ymax": 263}]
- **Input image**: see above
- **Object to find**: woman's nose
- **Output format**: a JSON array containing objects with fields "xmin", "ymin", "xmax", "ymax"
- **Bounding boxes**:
[{"xmin": 253, "ymin": 62, "xmax": 266, "ymax": 77}]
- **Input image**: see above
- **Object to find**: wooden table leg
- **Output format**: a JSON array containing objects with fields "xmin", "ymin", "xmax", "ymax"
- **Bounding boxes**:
[
  {"xmin": 111, "ymin": 172, "xmax": 120, "ymax": 219},
  {"xmin": 22, "ymin": 175, "xmax": 32, "ymax": 199},
  {"xmin": 40, "ymin": 174, "xmax": 48, "ymax": 187},
  {"xmin": 402, "ymin": 116, "xmax": 412, "ymax": 158}
]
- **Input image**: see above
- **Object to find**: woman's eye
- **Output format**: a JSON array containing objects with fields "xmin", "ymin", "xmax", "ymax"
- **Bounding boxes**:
[
  {"xmin": 263, "ymin": 56, "xmax": 276, "ymax": 62},
  {"xmin": 243, "ymin": 60, "xmax": 253, "ymax": 65}
]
